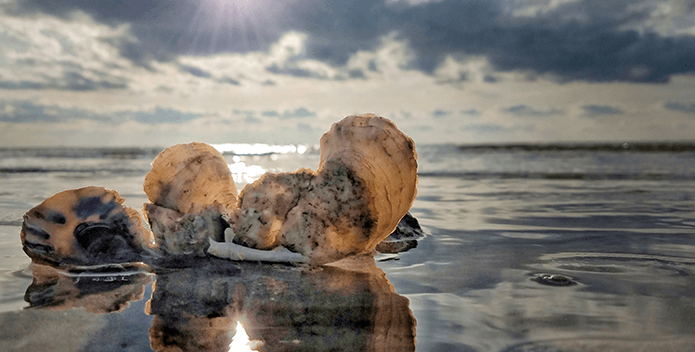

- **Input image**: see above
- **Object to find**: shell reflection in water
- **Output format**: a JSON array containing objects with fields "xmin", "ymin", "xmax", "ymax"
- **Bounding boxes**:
[
  {"xmin": 146, "ymin": 255, "xmax": 416, "ymax": 352},
  {"xmin": 20, "ymin": 186, "xmax": 156, "ymax": 267},
  {"xmin": 24, "ymin": 262, "xmax": 152, "ymax": 314}
]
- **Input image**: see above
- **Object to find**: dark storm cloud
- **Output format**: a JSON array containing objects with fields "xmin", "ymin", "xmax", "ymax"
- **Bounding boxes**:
[
  {"xmin": 16, "ymin": 0, "xmax": 695, "ymax": 83},
  {"xmin": 583, "ymin": 105, "xmax": 624, "ymax": 116},
  {"xmin": 664, "ymin": 101, "xmax": 695, "ymax": 114}
]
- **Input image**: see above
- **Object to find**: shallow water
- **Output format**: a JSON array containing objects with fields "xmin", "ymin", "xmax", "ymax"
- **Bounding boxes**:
[{"xmin": 1, "ymin": 144, "xmax": 695, "ymax": 351}]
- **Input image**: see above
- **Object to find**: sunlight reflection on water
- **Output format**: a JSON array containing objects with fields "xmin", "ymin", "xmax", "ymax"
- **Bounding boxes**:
[
  {"xmin": 228, "ymin": 161, "xmax": 267, "ymax": 184},
  {"xmin": 214, "ymin": 143, "xmax": 320, "ymax": 185},
  {"xmin": 211, "ymin": 143, "xmax": 312, "ymax": 155},
  {"xmin": 229, "ymin": 321, "xmax": 260, "ymax": 352}
]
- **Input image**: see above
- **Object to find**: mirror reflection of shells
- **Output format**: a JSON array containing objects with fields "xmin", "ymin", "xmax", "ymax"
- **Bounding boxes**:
[{"xmin": 18, "ymin": 114, "xmax": 423, "ymax": 351}]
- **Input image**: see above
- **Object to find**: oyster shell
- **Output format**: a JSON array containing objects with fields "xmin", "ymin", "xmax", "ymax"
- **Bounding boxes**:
[
  {"xmin": 20, "ymin": 186, "xmax": 156, "ymax": 266},
  {"xmin": 225, "ymin": 114, "xmax": 418, "ymax": 264},
  {"xmin": 143, "ymin": 142, "xmax": 238, "ymax": 215},
  {"xmin": 142, "ymin": 142, "xmax": 238, "ymax": 256}
]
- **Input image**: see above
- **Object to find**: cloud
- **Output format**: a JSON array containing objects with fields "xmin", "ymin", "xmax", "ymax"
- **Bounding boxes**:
[
  {"xmin": 664, "ymin": 101, "xmax": 695, "ymax": 114},
  {"xmin": 413, "ymin": 124, "xmax": 433, "ymax": 131},
  {"xmin": 135, "ymin": 107, "xmax": 202, "ymax": 124},
  {"xmin": 283, "ymin": 107, "xmax": 316, "ymax": 119},
  {"xmin": 0, "ymin": 80, "xmax": 46, "ymax": 90},
  {"xmin": 266, "ymin": 63, "xmax": 327, "ymax": 79},
  {"xmin": 483, "ymin": 75, "xmax": 499, "ymax": 83},
  {"xmin": 431, "ymin": 109, "xmax": 450, "ymax": 118},
  {"xmin": 460, "ymin": 109, "xmax": 480, "ymax": 116},
  {"xmin": 16, "ymin": 0, "xmax": 695, "ymax": 83},
  {"xmin": 0, "ymin": 70, "xmax": 128, "ymax": 91},
  {"xmin": 582, "ymin": 104, "xmax": 624, "ymax": 116},
  {"xmin": 245, "ymin": 115, "xmax": 262, "ymax": 124},
  {"xmin": 462, "ymin": 123, "xmax": 505, "ymax": 133},
  {"xmin": 296, "ymin": 122, "xmax": 313, "ymax": 132},
  {"xmin": 388, "ymin": 0, "xmax": 695, "ymax": 83},
  {"xmin": 217, "ymin": 76, "xmax": 241, "ymax": 85},
  {"xmin": 180, "ymin": 64, "xmax": 212, "ymax": 78},
  {"xmin": 0, "ymin": 99, "xmax": 114, "ymax": 123},
  {"xmin": 347, "ymin": 68, "xmax": 366, "ymax": 79},
  {"xmin": 17, "ymin": 0, "xmax": 290, "ymax": 62},
  {"xmin": 462, "ymin": 123, "xmax": 534, "ymax": 134},
  {"xmin": 0, "ymin": 99, "xmax": 204, "ymax": 126},
  {"xmin": 504, "ymin": 105, "xmax": 563, "ymax": 117},
  {"xmin": 0, "ymin": 9, "xmax": 133, "ymax": 91}
]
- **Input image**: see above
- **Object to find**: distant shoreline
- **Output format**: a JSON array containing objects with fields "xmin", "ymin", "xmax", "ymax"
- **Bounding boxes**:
[{"xmin": 456, "ymin": 142, "xmax": 695, "ymax": 152}]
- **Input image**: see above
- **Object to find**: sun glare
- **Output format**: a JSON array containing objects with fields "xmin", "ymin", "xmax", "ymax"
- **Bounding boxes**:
[{"xmin": 229, "ymin": 321, "xmax": 260, "ymax": 352}]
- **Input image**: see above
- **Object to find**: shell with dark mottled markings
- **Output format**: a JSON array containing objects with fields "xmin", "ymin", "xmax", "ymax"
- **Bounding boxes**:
[{"xmin": 20, "ymin": 186, "xmax": 156, "ymax": 266}]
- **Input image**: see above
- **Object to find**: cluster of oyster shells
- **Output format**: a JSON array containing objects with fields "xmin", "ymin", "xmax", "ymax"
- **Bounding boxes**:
[{"xmin": 20, "ymin": 114, "xmax": 419, "ymax": 267}]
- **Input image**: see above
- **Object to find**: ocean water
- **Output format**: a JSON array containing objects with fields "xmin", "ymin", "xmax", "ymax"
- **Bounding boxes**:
[{"xmin": 1, "ymin": 143, "xmax": 695, "ymax": 351}]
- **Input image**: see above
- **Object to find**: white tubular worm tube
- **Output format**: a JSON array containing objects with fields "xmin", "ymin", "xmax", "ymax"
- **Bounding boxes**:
[{"xmin": 207, "ymin": 238, "xmax": 309, "ymax": 263}]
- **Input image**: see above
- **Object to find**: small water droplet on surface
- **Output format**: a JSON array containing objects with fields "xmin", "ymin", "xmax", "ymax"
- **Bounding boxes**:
[{"xmin": 534, "ymin": 273, "xmax": 576, "ymax": 286}]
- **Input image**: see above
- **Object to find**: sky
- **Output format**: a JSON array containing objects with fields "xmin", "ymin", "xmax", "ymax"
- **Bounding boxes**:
[{"xmin": 0, "ymin": 0, "xmax": 694, "ymax": 147}]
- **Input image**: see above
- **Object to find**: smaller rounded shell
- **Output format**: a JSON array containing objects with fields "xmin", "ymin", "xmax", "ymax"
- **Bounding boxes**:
[
  {"xmin": 20, "ymin": 186, "xmax": 155, "ymax": 266},
  {"xmin": 143, "ymin": 142, "xmax": 238, "ymax": 215}
]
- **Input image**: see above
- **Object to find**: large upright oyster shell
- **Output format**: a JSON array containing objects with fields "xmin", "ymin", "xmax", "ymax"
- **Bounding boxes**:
[
  {"xmin": 20, "ymin": 186, "xmax": 155, "ymax": 266},
  {"xmin": 312, "ymin": 114, "xmax": 418, "ymax": 252}
]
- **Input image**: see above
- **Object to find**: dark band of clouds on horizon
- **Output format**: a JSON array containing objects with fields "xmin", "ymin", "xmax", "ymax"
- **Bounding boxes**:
[{"xmin": 12, "ymin": 0, "xmax": 695, "ymax": 83}]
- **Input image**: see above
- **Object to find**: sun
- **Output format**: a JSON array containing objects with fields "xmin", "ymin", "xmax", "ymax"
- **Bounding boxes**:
[{"xmin": 182, "ymin": 0, "xmax": 288, "ymax": 53}]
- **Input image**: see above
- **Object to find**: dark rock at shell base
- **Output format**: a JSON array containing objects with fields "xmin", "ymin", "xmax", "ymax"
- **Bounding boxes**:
[{"xmin": 375, "ymin": 213, "xmax": 426, "ymax": 254}]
